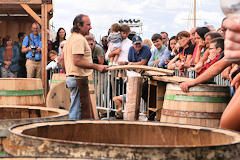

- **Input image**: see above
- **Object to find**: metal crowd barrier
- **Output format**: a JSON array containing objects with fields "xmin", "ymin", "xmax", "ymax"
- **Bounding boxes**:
[
  {"xmin": 174, "ymin": 68, "xmax": 230, "ymax": 86},
  {"xmin": 93, "ymin": 70, "xmax": 146, "ymax": 119},
  {"xmin": 93, "ymin": 67, "xmax": 230, "ymax": 119}
]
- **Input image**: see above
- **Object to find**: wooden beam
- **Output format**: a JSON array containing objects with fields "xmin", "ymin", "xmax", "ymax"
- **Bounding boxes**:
[
  {"xmin": 0, "ymin": 0, "xmax": 42, "ymax": 4},
  {"xmin": 41, "ymin": 3, "xmax": 48, "ymax": 99},
  {"xmin": 108, "ymin": 65, "xmax": 174, "ymax": 75},
  {"xmin": 20, "ymin": 4, "xmax": 42, "ymax": 25},
  {"xmin": 47, "ymin": 4, "xmax": 52, "ymax": 13}
]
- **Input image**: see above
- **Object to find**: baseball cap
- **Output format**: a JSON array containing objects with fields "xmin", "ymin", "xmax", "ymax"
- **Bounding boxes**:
[{"xmin": 132, "ymin": 35, "xmax": 142, "ymax": 44}]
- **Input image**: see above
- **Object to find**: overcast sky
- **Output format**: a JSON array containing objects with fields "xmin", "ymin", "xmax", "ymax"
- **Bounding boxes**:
[{"xmin": 50, "ymin": 0, "xmax": 225, "ymax": 41}]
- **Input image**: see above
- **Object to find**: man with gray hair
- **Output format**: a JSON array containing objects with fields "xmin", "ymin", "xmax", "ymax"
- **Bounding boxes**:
[{"xmin": 63, "ymin": 14, "xmax": 108, "ymax": 120}]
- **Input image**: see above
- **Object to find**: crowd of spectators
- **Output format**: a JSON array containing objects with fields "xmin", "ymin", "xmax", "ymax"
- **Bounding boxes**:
[
  {"xmin": 3, "ymin": 16, "xmax": 240, "ymax": 131},
  {"xmin": 0, "ymin": 18, "xmax": 228, "ymax": 80}
]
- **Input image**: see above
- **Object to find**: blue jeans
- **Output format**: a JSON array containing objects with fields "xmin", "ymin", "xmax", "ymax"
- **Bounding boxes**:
[{"xmin": 66, "ymin": 77, "xmax": 81, "ymax": 120}]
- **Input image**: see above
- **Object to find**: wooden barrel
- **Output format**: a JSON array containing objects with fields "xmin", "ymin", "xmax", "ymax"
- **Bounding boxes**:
[
  {"xmin": 46, "ymin": 81, "xmax": 71, "ymax": 110},
  {"xmin": 0, "ymin": 105, "xmax": 68, "ymax": 156},
  {"xmin": 3, "ymin": 120, "xmax": 240, "ymax": 159},
  {"xmin": 161, "ymin": 83, "xmax": 230, "ymax": 127},
  {"xmin": 50, "ymin": 73, "xmax": 66, "ymax": 88},
  {"xmin": 0, "ymin": 78, "xmax": 45, "ymax": 106}
]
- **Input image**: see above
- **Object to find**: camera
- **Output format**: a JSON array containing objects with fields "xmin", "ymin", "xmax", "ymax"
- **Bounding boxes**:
[{"xmin": 30, "ymin": 46, "xmax": 37, "ymax": 58}]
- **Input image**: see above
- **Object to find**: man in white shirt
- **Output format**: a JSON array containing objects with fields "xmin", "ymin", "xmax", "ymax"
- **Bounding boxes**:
[{"xmin": 105, "ymin": 25, "xmax": 132, "ymax": 65}]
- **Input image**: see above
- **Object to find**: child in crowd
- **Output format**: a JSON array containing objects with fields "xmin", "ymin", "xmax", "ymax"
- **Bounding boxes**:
[
  {"xmin": 195, "ymin": 37, "xmax": 224, "ymax": 75},
  {"xmin": 113, "ymin": 94, "xmax": 126, "ymax": 118},
  {"xmin": 46, "ymin": 50, "xmax": 59, "ymax": 70},
  {"xmin": 142, "ymin": 39, "xmax": 152, "ymax": 49},
  {"xmin": 107, "ymin": 23, "xmax": 122, "ymax": 66}
]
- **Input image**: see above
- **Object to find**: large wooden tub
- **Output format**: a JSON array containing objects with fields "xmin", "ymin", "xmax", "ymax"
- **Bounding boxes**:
[
  {"xmin": 161, "ymin": 83, "xmax": 230, "ymax": 127},
  {"xmin": 0, "ymin": 78, "xmax": 45, "ymax": 106},
  {"xmin": 3, "ymin": 120, "xmax": 240, "ymax": 159},
  {"xmin": 0, "ymin": 105, "xmax": 68, "ymax": 155}
]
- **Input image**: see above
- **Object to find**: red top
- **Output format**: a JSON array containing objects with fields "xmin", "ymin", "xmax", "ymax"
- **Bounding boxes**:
[
  {"xmin": 3, "ymin": 47, "xmax": 13, "ymax": 61},
  {"xmin": 199, "ymin": 55, "xmax": 221, "ymax": 75},
  {"xmin": 192, "ymin": 44, "xmax": 198, "ymax": 60}
]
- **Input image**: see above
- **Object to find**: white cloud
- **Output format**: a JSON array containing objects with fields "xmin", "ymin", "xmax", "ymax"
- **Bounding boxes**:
[
  {"xmin": 51, "ymin": 0, "xmax": 225, "ymax": 41},
  {"xmin": 165, "ymin": 0, "xmax": 190, "ymax": 9}
]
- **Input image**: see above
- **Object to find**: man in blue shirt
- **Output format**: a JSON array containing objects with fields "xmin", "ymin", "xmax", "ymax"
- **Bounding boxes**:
[
  {"xmin": 128, "ymin": 35, "xmax": 151, "ymax": 65},
  {"xmin": 148, "ymin": 33, "xmax": 170, "ymax": 68},
  {"xmin": 22, "ymin": 22, "xmax": 42, "ymax": 78}
]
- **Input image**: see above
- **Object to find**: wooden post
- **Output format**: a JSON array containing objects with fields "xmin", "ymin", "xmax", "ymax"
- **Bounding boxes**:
[
  {"xmin": 155, "ymin": 82, "xmax": 166, "ymax": 121},
  {"xmin": 124, "ymin": 76, "xmax": 143, "ymax": 120},
  {"xmin": 147, "ymin": 80, "xmax": 157, "ymax": 120},
  {"xmin": 41, "ymin": 3, "xmax": 48, "ymax": 98}
]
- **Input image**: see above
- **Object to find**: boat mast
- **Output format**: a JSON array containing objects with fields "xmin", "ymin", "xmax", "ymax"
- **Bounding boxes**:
[{"xmin": 194, "ymin": 0, "xmax": 196, "ymax": 27}]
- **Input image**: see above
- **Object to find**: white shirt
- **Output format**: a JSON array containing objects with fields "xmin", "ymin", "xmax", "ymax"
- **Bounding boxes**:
[{"xmin": 105, "ymin": 38, "xmax": 132, "ymax": 63}]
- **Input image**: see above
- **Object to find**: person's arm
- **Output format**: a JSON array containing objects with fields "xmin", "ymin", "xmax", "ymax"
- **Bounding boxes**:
[
  {"xmin": 181, "ymin": 54, "xmax": 193, "ymax": 69},
  {"xmin": 180, "ymin": 56, "xmax": 232, "ymax": 92},
  {"xmin": 60, "ymin": 50, "xmax": 65, "ymax": 73},
  {"xmin": 199, "ymin": 49, "xmax": 209, "ymax": 63},
  {"xmin": 21, "ymin": 36, "xmax": 31, "ymax": 53},
  {"xmin": 223, "ymin": 18, "xmax": 240, "ymax": 60},
  {"xmin": 129, "ymin": 59, "xmax": 148, "ymax": 65},
  {"xmin": 168, "ymin": 55, "xmax": 179, "ymax": 70},
  {"xmin": 73, "ymin": 54, "xmax": 108, "ymax": 73},
  {"xmin": 194, "ymin": 61, "xmax": 204, "ymax": 73},
  {"xmin": 37, "ymin": 39, "xmax": 42, "ymax": 52},
  {"xmin": 231, "ymin": 72, "xmax": 240, "ymax": 89},
  {"xmin": 222, "ymin": 65, "xmax": 232, "ymax": 80},
  {"xmin": 158, "ymin": 50, "xmax": 170, "ymax": 68},
  {"xmin": 147, "ymin": 50, "xmax": 154, "ymax": 66},
  {"xmin": 105, "ymin": 48, "xmax": 121, "ymax": 60},
  {"xmin": 21, "ymin": 45, "xmax": 31, "ymax": 53}
]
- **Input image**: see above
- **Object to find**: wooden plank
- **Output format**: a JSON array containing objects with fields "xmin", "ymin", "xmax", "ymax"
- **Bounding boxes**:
[
  {"xmin": 108, "ymin": 65, "xmax": 174, "ymax": 75},
  {"xmin": 20, "ymin": 4, "xmax": 41, "ymax": 25},
  {"xmin": 148, "ymin": 80, "xmax": 157, "ymax": 86},
  {"xmin": 124, "ymin": 77, "xmax": 143, "ymax": 120},
  {"xmin": 41, "ymin": 3, "xmax": 48, "ymax": 98},
  {"xmin": 0, "ymin": 4, "xmax": 41, "ymax": 14},
  {"xmin": 152, "ymin": 76, "xmax": 193, "ymax": 84},
  {"xmin": 144, "ymin": 70, "xmax": 168, "ymax": 76},
  {"xmin": 0, "ymin": 0, "xmax": 42, "ymax": 4},
  {"xmin": 88, "ymin": 75, "xmax": 98, "ymax": 119}
]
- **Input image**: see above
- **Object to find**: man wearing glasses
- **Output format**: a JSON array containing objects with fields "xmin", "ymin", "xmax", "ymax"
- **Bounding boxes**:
[
  {"xmin": 101, "ymin": 36, "xmax": 108, "ymax": 53},
  {"xmin": 85, "ymin": 35, "xmax": 104, "ymax": 65},
  {"xmin": 160, "ymin": 31, "xmax": 169, "ymax": 47},
  {"xmin": 22, "ymin": 22, "xmax": 42, "ymax": 78}
]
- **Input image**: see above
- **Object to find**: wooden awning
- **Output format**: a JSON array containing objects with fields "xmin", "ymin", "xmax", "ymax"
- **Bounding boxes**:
[{"xmin": 0, "ymin": 0, "xmax": 53, "ymax": 98}]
